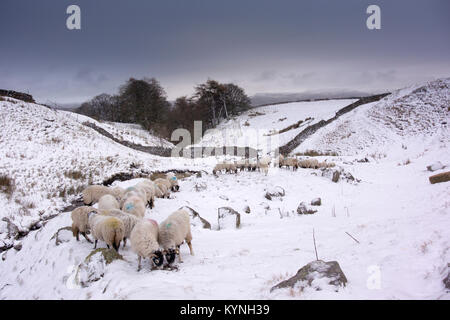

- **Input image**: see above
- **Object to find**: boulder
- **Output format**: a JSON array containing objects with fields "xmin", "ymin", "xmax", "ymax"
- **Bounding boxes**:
[
  {"xmin": 218, "ymin": 207, "xmax": 241, "ymax": 230},
  {"xmin": 76, "ymin": 248, "xmax": 123, "ymax": 287},
  {"xmin": 244, "ymin": 205, "xmax": 251, "ymax": 214},
  {"xmin": 270, "ymin": 260, "xmax": 347, "ymax": 292},
  {"xmin": 13, "ymin": 240, "xmax": 22, "ymax": 251},
  {"xmin": 443, "ymin": 263, "xmax": 450, "ymax": 290},
  {"xmin": 180, "ymin": 206, "xmax": 211, "ymax": 229},
  {"xmin": 297, "ymin": 202, "xmax": 317, "ymax": 215},
  {"xmin": 265, "ymin": 186, "xmax": 285, "ymax": 200},
  {"xmin": 427, "ymin": 161, "xmax": 444, "ymax": 172},
  {"xmin": 311, "ymin": 198, "xmax": 321, "ymax": 206},
  {"xmin": 332, "ymin": 170, "xmax": 340, "ymax": 183},
  {"xmin": 194, "ymin": 182, "xmax": 207, "ymax": 192}
]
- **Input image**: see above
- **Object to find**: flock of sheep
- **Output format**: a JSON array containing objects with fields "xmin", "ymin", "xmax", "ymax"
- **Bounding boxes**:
[
  {"xmin": 213, "ymin": 154, "xmax": 335, "ymax": 176},
  {"xmin": 70, "ymin": 172, "xmax": 193, "ymax": 271},
  {"xmin": 69, "ymin": 154, "xmax": 335, "ymax": 271}
]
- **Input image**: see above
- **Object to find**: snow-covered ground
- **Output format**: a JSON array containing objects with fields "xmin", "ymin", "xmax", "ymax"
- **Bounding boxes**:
[{"xmin": 0, "ymin": 78, "xmax": 449, "ymax": 300}]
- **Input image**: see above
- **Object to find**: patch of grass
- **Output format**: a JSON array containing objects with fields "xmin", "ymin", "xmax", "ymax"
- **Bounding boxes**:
[
  {"xmin": 51, "ymin": 137, "xmax": 62, "ymax": 144},
  {"xmin": 64, "ymin": 170, "xmax": 85, "ymax": 180},
  {"xmin": 0, "ymin": 96, "xmax": 5, "ymax": 101},
  {"xmin": 0, "ymin": 174, "xmax": 15, "ymax": 196}
]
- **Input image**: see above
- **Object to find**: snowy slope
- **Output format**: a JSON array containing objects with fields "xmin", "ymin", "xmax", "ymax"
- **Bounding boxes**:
[
  {"xmin": 0, "ymin": 79, "xmax": 449, "ymax": 300},
  {"xmin": 296, "ymin": 78, "xmax": 450, "ymax": 159},
  {"xmin": 0, "ymin": 98, "xmax": 194, "ymax": 251},
  {"xmin": 190, "ymin": 99, "xmax": 357, "ymax": 154},
  {"xmin": 62, "ymin": 111, "xmax": 174, "ymax": 148}
]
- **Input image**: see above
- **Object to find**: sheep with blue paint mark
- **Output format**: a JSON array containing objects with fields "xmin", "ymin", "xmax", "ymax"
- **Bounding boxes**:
[
  {"xmin": 158, "ymin": 209, "xmax": 194, "ymax": 264},
  {"xmin": 121, "ymin": 195, "xmax": 146, "ymax": 218}
]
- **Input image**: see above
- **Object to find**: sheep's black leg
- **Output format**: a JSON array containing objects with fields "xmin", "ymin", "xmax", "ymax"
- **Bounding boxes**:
[
  {"xmin": 81, "ymin": 232, "xmax": 93, "ymax": 243},
  {"xmin": 123, "ymin": 237, "xmax": 127, "ymax": 248},
  {"xmin": 94, "ymin": 239, "xmax": 97, "ymax": 249},
  {"xmin": 137, "ymin": 256, "xmax": 141, "ymax": 271}
]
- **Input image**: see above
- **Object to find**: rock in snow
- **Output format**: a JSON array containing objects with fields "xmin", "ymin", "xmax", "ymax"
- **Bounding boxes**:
[
  {"xmin": 311, "ymin": 198, "xmax": 322, "ymax": 206},
  {"xmin": 76, "ymin": 248, "xmax": 123, "ymax": 287},
  {"xmin": 427, "ymin": 161, "xmax": 445, "ymax": 172},
  {"xmin": 297, "ymin": 202, "xmax": 317, "ymax": 215},
  {"xmin": 265, "ymin": 186, "xmax": 285, "ymax": 200},
  {"xmin": 180, "ymin": 206, "xmax": 211, "ymax": 230},
  {"xmin": 270, "ymin": 260, "xmax": 347, "ymax": 292},
  {"xmin": 218, "ymin": 207, "xmax": 241, "ymax": 230}
]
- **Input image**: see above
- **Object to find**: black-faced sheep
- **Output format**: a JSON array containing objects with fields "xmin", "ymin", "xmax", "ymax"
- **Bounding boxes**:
[
  {"xmin": 130, "ymin": 219, "xmax": 163, "ymax": 271},
  {"xmin": 158, "ymin": 209, "xmax": 194, "ymax": 264},
  {"xmin": 88, "ymin": 213, "xmax": 125, "ymax": 252}
]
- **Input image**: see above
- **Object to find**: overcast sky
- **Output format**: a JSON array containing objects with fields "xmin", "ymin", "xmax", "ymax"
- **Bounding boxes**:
[{"xmin": 0, "ymin": 0, "xmax": 449, "ymax": 104}]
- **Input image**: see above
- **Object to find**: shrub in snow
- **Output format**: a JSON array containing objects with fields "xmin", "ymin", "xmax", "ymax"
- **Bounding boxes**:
[
  {"xmin": 217, "ymin": 207, "xmax": 241, "ymax": 230},
  {"xmin": 76, "ymin": 248, "xmax": 123, "ymax": 287},
  {"xmin": 297, "ymin": 202, "xmax": 317, "ymax": 215},
  {"xmin": 311, "ymin": 198, "xmax": 321, "ymax": 206},
  {"xmin": 264, "ymin": 186, "xmax": 285, "ymax": 200},
  {"xmin": 270, "ymin": 260, "xmax": 347, "ymax": 293}
]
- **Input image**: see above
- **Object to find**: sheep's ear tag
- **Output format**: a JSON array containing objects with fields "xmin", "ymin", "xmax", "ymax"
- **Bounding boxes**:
[
  {"xmin": 166, "ymin": 223, "xmax": 172, "ymax": 229},
  {"xmin": 171, "ymin": 177, "xmax": 177, "ymax": 181}
]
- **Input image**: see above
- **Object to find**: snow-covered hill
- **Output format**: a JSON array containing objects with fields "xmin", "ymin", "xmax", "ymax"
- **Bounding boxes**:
[
  {"xmin": 296, "ymin": 78, "xmax": 450, "ymax": 159},
  {"xmin": 189, "ymin": 99, "xmax": 357, "ymax": 154},
  {"xmin": 0, "ymin": 78, "xmax": 449, "ymax": 300},
  {"xmin": 0, "ymin": 99, "xmax": 190, "ymax": 251}
]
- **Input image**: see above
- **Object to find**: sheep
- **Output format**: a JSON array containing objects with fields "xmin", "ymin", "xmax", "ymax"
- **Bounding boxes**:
[
  {"xmin": 257, "ymin": 156, "xmax": 272, "ymax": 176},
  {"xmin": 100, "ymin": 209, "xmax": 140, "ymax": 248},
  {"xmin": 283, "ymin": 157, "xmax": 299, "ymax": 171},
  {"xmin": 153, "ymin": 179, "xmax": 171, "ymax": 198},
  {"xmin": 246, "ymin": 158, "xmax": 258, "ymax": 171},
  {"xmin": 277, "ymin": 154, "xmax": 285, "ymax": 168},
  {"xmin": 235, "ymin": 159, "xmax": 247, "ymax": 172},
  {"xmin": 98, "ymin": 194, "xmax": 120, "ymax": 211},
  {"xmin": 88, "ymin": 213, "xmax": 125, "ymax": 252},
  {"xmin": 130, "ymin": 219, "xmax": 163, "ymax": 271},
  {"xmin": 121, "ymin": 186, "xmax": 147, "ymax": 205},
  {"xmin": 223, "ymin": 161, "xmax": 237, "ymax": 173},
  {"xmin": 166, "ymin": 172, "xmax": 180, "ymax": 191},
  {"xmin": 82, "ymin": 185, "xmax": 124, "ymax": 205},
  {"xmin": 121, "ymin": 195, "xmax": 146, "ymax": 218},
  {"xmin": 70, "ymin": 206, "xmax": 98, "ymax": 242},
  {"xmin": 212, "ymin": 163, "xmax": 227, "ymax": 175},
  {"xmin": 298, "ymin": 158, "xmax": 320, "ymax": 169},
  {"xmin": 158, "ymin": 209, "xmax": 194, "ymax": 264},
  {"xmin": 135, "ymin": 180, "xmax": 156, "ymax": 208}
]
